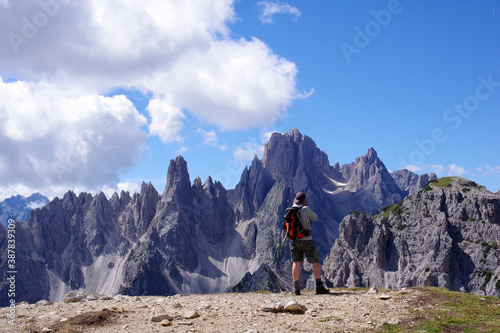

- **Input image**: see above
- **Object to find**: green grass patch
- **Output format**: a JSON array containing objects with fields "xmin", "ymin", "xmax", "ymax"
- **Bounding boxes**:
[
  {"xmin": 318, "ymin": 316, "xmax": 342, "ymax": 323},
  {"xmin": 424, "ymin": 177, "xmax": 456, "ymax": 191},
  {"xmin": 379, "ymin": 323, "xmax": 401, "ymax": 332},
  {"xmin": 434, "ymin": 177, "xmax": 457, "ymax": 187},
  {"xmin": 408, "ymin": 287, "xmax": 500, "ymax": 333},
  {"xmin": 381, "ymin": 201, "xmax": 405, "ymax": 219},
  {"xmin": 434, "ymin": 177, "xmax": 455, "ymax": 188}
]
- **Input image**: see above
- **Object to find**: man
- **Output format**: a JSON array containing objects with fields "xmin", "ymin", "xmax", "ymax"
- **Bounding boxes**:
[{"xmin": 289, "ymin": 192, "xmax": 330, "ymax": 295}]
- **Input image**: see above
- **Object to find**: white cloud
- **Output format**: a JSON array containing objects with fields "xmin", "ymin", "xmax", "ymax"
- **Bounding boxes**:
[
  {"xmin": 477, "ymin": 165, "xmax": 500, "ymax": 176},
  {"xmin": 147, "ymin": 99, "xmax": 185, "ymax": 143},
  {"xmin": 233, "ymin": 142, "xmax": 264, "ymax": 164},
  {"xmin": 101, "ymin": 180, "xmax": 141, "ymax": 199},
  {"xmin": 232, "ymin": 131, "xmax": 271, "ymax": 164},
  {"xmin": 0, "ymin": 1, "xmax": 304, "ymax": 142},
  {"xmin": 0, "ymin": 79, "xmax": 147, "ymax": 196},
  {"xmin": 0, "ymin": 0, "xmax": 236, "ymax": 89},
  {"xmin": 448, "ymin": 164, "xmax": 466, "ymax": 176},
  {"xmin": 0, "ymin": 0, "xmax": 306, "ymax": 197},
  {"xmin": 257, "ymin": 1, "xmax": 301, "ymax": 24},
  {"xmin": 401, "ymin": 165, "xmax": 421, "ymax": 173},
  {"xmin": 401, "ymin": 164, "xmax": 445, "ymax": 175},
  {"xmin": 429, "ymin": 164, "xmax": 445, "ymax": 175},
  {"xmin": 197, "ymin": 128, "xmax": 227, "ymax": 151},
  {"xmin": 146, "ymin": 37, "xmax": 301, "ymax": 140},
  {"xmin": 26, "ymin": 200, "xmax": 46, "ymax": 210}
]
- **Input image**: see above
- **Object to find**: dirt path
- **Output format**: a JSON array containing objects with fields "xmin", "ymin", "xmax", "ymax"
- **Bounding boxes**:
[{"xmin": 2, "ymin": 288, "xmax": 432, "ymax": 333}]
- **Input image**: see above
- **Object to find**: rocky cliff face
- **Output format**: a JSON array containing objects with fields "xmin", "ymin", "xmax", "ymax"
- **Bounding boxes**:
[
  {"xmin": 323, "ymin": 177, "xmax": 500, "ymax": 296},
  {"xmin": 0, "ymin": 128, "xmax": 436, "ymax": 305}
]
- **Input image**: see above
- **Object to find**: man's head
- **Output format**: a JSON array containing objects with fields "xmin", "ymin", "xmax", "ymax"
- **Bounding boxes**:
[{"xmin": 293, "ymin": 192, "xmax": 306, "ymax": 205}]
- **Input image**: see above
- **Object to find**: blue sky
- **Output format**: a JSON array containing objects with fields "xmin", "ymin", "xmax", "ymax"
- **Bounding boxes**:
[{"xmin": 0, "ymin": 0, "xmax": 499, "ymax": 200}]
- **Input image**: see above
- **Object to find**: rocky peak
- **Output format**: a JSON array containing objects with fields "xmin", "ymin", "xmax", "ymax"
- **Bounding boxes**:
[
  {"xmin": 83, "ymin": 192, "xmax": 119, "ymax": 257},
  {"xmin": 163, "ymin": 156, "xmax": 192, "ymax": 204},
  {"xmin": 324, "ymin": 177, "xmax": 500, "ymax": 296},
  {"xmin": 231, "ymin": 154, "xmax": 274, "ymax": 221},
  {"xmin": 341, "ymin": 148, "xmax": 389, "ymax": 188},
  {"xmin": 261, "ymin": 128, "xmax": 330, "ymax": 181},
  {"xmin": 392, "ymin": 169, "xmax": 438, "ymax": 196},
  {"xmin": 193, "ymin": 176, "xmax": 203, "ymax": 189}
]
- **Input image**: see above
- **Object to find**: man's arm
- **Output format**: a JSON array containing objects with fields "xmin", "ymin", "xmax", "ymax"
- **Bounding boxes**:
[{"xmin": 303, "ymin": 206, "xmax": 318, "ymax": 221}]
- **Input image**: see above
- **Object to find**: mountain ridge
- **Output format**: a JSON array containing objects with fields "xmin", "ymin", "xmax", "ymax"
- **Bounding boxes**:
[
  {"xmin": 0, "ymin": 128, "xmax": 444, "ymax": 305},
  {"xmin": 323, "ymin": 177, "xmax": 500, "ymax": 296},
  {"xmin": 0, "ymin": 192, "xmax": 49, "ymax": 227}
]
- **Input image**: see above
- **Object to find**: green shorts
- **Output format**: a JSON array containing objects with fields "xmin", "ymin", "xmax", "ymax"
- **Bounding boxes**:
[{"xmin": 290, "ymin": 240, "xmax": 320, "ymax": 264}]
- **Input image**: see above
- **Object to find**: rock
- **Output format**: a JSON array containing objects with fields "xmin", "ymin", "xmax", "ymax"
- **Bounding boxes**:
[
  {"xmin": 379, "ymin": 295, "xmax": 391, "ymax": 300},
  {"xmin": 283, "ymin": 301, "xmax": 305, "ymax": 312},
  {"xmin": 268, "ymin": 301, "xmax": 306, "ymax": 314},
  {"xmin": 160, "ymin": 320, "xmax": 173, "ymax": 326},
  {"xmin": 367, "ymin": 287, "xmax": 378, "ymax": 294},
  {"xmin": 151, "ymin": 314, "xmax": 174, "ymax": 322},
  {"xmin": 36, "ymin": 300, "xmax": 54, "ymax": 306},
  {"xmin": 261, "ymin": 306, "xmax": 275, "ymax": 313},
  {"xmin": 180, "ymin": 310, "xmax": 200, "ymax": 319},
  {"xmin": 41, "ymin": 328, "xmax": 53, "ymax": 332}
]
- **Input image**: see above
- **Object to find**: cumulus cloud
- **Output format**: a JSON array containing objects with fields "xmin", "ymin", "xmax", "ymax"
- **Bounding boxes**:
[
  {"xmin": 0, "ymin": 78, "xmax": 147, "ymax": 193},
  {"xmin": 147, "ymin": 99, "xmax": 185, "ymax": 143},
  {"xmin": 0, "ymin": 0, "xmax": 305, "ymax": 197},
  {"xmin": 402, "ymin": 163, "xmax": 471, "ymax": 178},
  {"xmin": 101, "ymin": 180, "xmax": 142, "ymax": 199},
  {"xmin": 448, "ymin": 164, "xmax": 466, "ymax": 176},
  {"xmin": 1, "ymin": 1, "xmax": 303, "ymax": 139},
  {"xmin": 197, "ymin": 128, "xmax": 227, "ymax": 151},
  {"xmin": 257, "ymin": 1, "xmax": 301, "ymax": 24},
  {"xmin": 401, "ymin": 164, "xmax": 421, "ymax": 173},
  {"xmin": 145, "ymin": 37, "xmax": 300, "ymax": 141},
  {"xmin": 0, "ymin": 0, "xmax": 235, "ymax": 88},
  {"xmin": 233, "ymin": 142, "xmax": 263, "ymax": 164},
  {"xmin": 232, "ymin": 131, "xmax": 273, "ymax": 165},
  {"xmin": 476, "ymin": 165, "xmax": 500, "ymax": 176}
]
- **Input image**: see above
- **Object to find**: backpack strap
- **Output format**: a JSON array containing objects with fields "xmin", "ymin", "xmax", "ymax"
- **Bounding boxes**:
[{"xmin": 293, "ymin": 206, "xmax": 311, "ymax": 236}]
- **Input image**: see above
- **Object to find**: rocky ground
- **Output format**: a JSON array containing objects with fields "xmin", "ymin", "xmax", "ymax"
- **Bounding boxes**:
[{"xmin": 2, "ymin": 288, "xmax": 437, "ymax": 333}]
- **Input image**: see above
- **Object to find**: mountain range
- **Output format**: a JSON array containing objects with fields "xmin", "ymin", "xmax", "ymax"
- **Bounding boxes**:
[
  {"xmin": 0, "ymin": 193, "xmax": 49, "ymax": 228},
  {"xmin": 4, "ymin": 128, "xmax": 497, "ymax": 306}
]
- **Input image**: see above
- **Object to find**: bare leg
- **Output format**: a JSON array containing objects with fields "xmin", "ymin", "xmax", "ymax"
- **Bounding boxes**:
[
  {"xmin": 312, "ymin": 262, "xmax": 321, "ymax": 280},
  {"xmin": 292, "ymin": 261, "xmax": 301, "ymax": 281}
]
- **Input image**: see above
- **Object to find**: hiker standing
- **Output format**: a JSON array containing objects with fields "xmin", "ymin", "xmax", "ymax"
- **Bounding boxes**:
[{"xmin": 288, "ymin": 192, "xmax": 330, "ymax": 295}]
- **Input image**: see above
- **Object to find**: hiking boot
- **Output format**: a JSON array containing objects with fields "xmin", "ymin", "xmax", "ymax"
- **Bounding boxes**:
[
  {"xmin": 316, "ymin": 285, "xmax": 331, "ymax": 295},
  {"xmin": 294, "ymin": 281, "xmax": 301, "ymax": 295}
]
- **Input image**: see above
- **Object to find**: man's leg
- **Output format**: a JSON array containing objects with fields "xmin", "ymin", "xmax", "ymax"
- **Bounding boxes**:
[
  {"xmin": 292, "ymin": 261, "xmax": 301, "ymax": 295},
  {"xmin": 312, "ymin": 262, "xmax": 321, "ymax": 279},
  {"xmin": 292, "ymin": 261, "xmax": 301, "ymax": 281}
]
